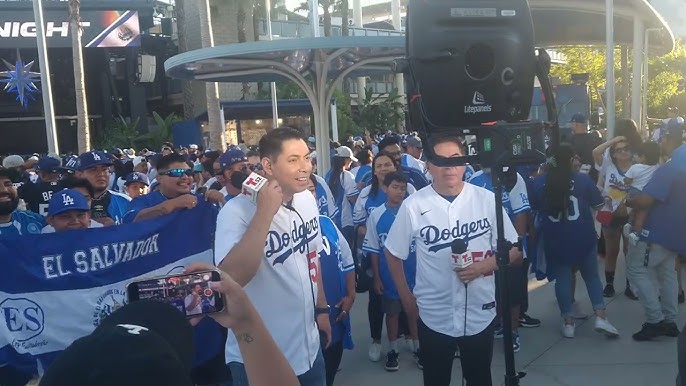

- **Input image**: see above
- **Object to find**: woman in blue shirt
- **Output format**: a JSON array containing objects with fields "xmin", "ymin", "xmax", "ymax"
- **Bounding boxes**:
[{"xmin": 531, "ymin": 144, "xmax": 619, "ymax": 339}]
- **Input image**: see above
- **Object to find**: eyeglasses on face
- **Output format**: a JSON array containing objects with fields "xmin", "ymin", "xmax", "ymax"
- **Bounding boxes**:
[
  {"xmin": 161, "ymin": 168, "xmax": 193, "ymax": 178},
  {"xmin": 242, "ymin": 164, "xmax": 262, "ymax": 172}
]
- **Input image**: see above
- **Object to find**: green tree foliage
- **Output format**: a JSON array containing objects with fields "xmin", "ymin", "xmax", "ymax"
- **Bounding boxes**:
[
  {"xmin": 551, "ymin": 40, "xmax": 686, "ymax": 119},
  {"xmin": 352, "ymin": 87, "xmax": 405, "ymax": 135}
]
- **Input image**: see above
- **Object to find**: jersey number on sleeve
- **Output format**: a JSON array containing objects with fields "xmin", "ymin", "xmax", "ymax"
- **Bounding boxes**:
[
  {"xmin": 39, "ymin": 203, "xmax": 49, "ymax": 217},
  {"xmin": 307, "ymin": 250, "xmax": 319, "ymax": 282}
]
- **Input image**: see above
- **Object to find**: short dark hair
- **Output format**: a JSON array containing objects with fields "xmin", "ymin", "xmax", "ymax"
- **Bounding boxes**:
[
  {"xmin": 157, "ymin": 153, "xmax": 190, "ymax": 172},
  {"xmin": 258, "ymin": 127, "xmax": 307, "ymax": 159},
  {"xmin": 426, "ymin": 134, "xmax": 466, "ymax": 159},
  {"xmin": 637, "ymin": 141, "xmax": 660, "ymax": 165},
  {"xmin": 59, "ymin": 176, "xmax": 96, "ymax": 198},
  {"xmin": 383, "ymin": 171, "xmax": 408, "ymax": 187},
  {"xmin": 356, "ymin": 149, "xmax": 373, "ymax": 165},
  {"xmin": 378, "ymin": 135, "xmax": 401, "ymax": 151},
  {"xmin": 246, "ymin": 149, "xmax": 259, "ymax": 158}
]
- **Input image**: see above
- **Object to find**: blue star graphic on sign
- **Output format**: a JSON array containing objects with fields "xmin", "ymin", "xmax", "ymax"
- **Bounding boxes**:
[{"xmin": 0, "ymin": 52, "xmax": 41, "ymax": 109}]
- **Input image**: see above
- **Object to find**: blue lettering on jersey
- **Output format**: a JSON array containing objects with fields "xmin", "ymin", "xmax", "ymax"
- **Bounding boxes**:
[
  {"xmin": 267, "ymin": 218, "xmax": 320, "ymax": 265},
  {"xmin": 420, "ymin": 218, "xmax": 491, "ymax": 253}
]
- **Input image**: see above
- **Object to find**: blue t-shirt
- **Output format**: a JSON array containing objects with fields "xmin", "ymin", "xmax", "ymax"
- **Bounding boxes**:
[
  {"xmin": 0, "ymin": 210, "xmax": 45, "ymax": 237},
  {"xmin": 641, "ymin": 159, "xmax": 686, "ymax": 254},
  {"xmin": 319, "ymin": 216, "xmax": 355, "ymax": 348},
  {"xmin": 354, "ymin": 164, "xmax": 372, "ymax": 184},
  {"xmin": 362, "ymin": 204, "xmax": 417, "ymax": 299},
  {"xmin": 531, "ymin": 173, "xmax": 603, "ymax": 266}
]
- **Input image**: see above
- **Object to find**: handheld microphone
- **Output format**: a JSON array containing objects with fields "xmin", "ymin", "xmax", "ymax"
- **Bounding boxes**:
[
  {"xmin": 451, "ymin": 238, "xmax": 472, "ymax": 269},
  {"xmin": 241, "ymin": 172, "xmax": 268, "ymax": 203}
]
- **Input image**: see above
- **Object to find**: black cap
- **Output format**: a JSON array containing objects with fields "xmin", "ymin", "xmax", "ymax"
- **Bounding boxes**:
[{"xmin": 39, "ymin": 300, "xmax": 194, "ymax": 386}]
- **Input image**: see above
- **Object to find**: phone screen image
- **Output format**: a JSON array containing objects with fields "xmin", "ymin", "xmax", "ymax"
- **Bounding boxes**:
[{"xmin": 130, "ymin": 271, "xmax": 223, "ymax": 317}]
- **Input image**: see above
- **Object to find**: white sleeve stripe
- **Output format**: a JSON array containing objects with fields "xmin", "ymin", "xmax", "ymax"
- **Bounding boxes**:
[{"xmin": 512, "ymin": 205, "xmax": 531, "ymax": 214}]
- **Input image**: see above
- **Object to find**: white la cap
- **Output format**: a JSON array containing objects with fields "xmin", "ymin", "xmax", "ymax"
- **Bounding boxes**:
[
  {"xmin": 334, "ymin": 146, "xmax": 357, "ymax": 162},
  {"xmin": 2, "ymin": 155, "xmax": 24, "ymax": 168}
]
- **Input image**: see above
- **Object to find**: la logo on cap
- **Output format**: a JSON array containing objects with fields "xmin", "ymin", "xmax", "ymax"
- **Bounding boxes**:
[
  {"xmin": 92, "ymin": 152, "xmax": 101, "ymax": 161},
  {"xmin": 62, "ymin": 193, "xmax": 74, "ymax": 206}
]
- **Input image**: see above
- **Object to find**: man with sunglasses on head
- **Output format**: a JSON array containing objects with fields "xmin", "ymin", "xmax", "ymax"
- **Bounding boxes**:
[
  {"xmin": 122, "ymin": 153, "xmax": 225, "ymax": 224},
  {"xmin": 76, "ymin": 151, "xmax": 131, "ymax": 226}
]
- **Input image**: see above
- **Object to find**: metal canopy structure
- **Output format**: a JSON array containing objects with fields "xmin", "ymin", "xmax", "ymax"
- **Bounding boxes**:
[
  {"xmin": 166, "ymin": 0, "xmax": 674, "ymax": 174},
  {"xmin": 166, "ymin": 36, "xmax": 405, "ymax": 175}
]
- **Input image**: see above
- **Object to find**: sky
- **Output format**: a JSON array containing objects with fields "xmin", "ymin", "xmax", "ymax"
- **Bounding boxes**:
[{"xmin": 649, "ymin": 0, "xmax": 686, "ymax": 37}]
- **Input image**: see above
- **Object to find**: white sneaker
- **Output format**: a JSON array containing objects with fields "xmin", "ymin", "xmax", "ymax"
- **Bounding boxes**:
[
  {"xmin": 571, "ymin": 302, "xmax": 589, "ymax": 320},
  {"xmin": 562, "ymin": 322, "xmax": 575, "ymax": 338},
  {"xmin": 594, "ymin": 316, "xmax": 620, "ymax": 338},
  {"xmin": 405, "ymin": 338, "xmax": 414, "ymax": 352},
  {"xmin": 368, "ymin": 342, "xmax": 382, "ymax": 362}
]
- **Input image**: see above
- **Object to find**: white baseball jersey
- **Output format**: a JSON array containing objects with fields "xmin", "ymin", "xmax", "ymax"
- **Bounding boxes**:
[
  {"xmin": 353, "ymin": 183, "xmax": 417, "ymax": 226},
  {"xmin": 214, "ymin": 190, "xmax": 324, "ymax": 375},
  {"xmin": 384, "ymin": 184, "xmax": 518, "ymax": 337}
]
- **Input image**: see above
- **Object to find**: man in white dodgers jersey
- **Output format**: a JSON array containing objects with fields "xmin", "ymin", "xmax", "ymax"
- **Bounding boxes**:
[
  {"xmin": 384, "ymin": 135, "xmax": 521, "ymax": 386},
  {"xmin": 215, "ymin": 128, "xmax": 331, "ymax": 386}
]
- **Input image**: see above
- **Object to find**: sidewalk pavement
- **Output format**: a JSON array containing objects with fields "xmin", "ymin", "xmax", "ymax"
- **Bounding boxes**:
[{"xmin": 336, "ymin": 258, "xmax": 683, "ymax": 386}]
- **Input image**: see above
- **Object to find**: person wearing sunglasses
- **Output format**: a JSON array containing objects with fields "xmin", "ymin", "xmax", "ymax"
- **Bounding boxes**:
[
  {"xmin": 217, "ymin": 148, "xmax": 249, "ymax": 201},
  {"xmin": 122, "ymin": 153, "xmax": 225, "ymax": 224},
  {"xmin": 246, "ymin": 149, "xmax": 265, "ymax": 177}
]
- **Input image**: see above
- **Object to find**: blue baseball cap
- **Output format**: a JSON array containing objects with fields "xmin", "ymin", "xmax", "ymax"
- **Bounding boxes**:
[
  {"xmin": 77, "ymin": 151, "xmax": 112, "ymax": 171},
  {"xmin": 125, "ymin": 172, "xmax": 149, "ymax": 186},
  {"xmin": 35, "ymin": 157, "xmax": 61, "ymax": 173},
  {"xmin": 218, "ymin": 149, "xmax": 247, "ymax": 171},
  {"xmin": 61, "ymin": 155, "xmax": 79, "ymax": 172},
  {"xmin": 47, "ymin": 189, "xmax": 90, "ymax": 217},
  {"xmin": 570, "ymin": 113, "xmax": 587, "ymax": 124}
]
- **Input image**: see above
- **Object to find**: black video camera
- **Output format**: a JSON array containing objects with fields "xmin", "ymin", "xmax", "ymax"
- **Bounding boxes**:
[{"xmin": 401, "ymin": 0, "xmax": 558, "ymax": 168}]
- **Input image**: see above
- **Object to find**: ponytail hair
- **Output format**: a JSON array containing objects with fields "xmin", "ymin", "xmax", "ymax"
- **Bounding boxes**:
[{"xmin": 544, "ymin": 143, "xmax": 575, "ymax": 220}]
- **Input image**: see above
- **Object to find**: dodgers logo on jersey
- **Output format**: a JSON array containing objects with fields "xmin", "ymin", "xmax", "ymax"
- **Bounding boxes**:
[
  {"xmin": 0, "ymin": 298, "xmax": 48, "ymax": 351},
  {"xmin": 420, "ymin": 217, "xmax": 491, "ymax": 253},
  {"xmin": 266, "ymin": 218, "xmax": 320, "ymax": 265},
  {"xmin": 92, "ymin": 289, "xmax": 127, "ymax": 327}
]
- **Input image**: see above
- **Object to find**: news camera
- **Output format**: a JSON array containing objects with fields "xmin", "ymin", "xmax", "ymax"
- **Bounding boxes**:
[{"xmin": 399, "ymin": 0, "xmax": 559, "ymax": 169}]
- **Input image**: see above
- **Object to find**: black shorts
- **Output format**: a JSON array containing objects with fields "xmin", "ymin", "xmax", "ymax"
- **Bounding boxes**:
[{"xmin": 495, "ymin": 263, "xmax": 527, "ymax": 306}]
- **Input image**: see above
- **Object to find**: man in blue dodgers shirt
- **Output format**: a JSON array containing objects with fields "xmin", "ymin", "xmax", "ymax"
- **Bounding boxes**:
[
  {"xmin": 0, "ymin": 167, "xmax": 45, "ymax": 386},
  {"xmin": 121, "ymin": 153, "xmax": 228, "ymax": 385},
  {"xmin": 123, "ymin": 153, "xmax": 225, "ymax": 223},
  {"xmin": 626, "ymin": 128, "xmax": 686, "ymax": 341},
  {"xmin": 75, "ymin": 151, "xmax": 131, "ymax": 225}
]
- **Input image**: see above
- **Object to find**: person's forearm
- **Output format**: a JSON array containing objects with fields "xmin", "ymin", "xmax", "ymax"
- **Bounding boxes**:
[
  {"xmin": 233, "ymin": 312, "xmax": 300, "ymax": 386},
  {"xmin": 385, "ymin": 250, "xmax": 411, "ymax": 299},
  {"xmin": 218, "ymin": 209, "xmax": 274, "ymax": 287},
  {"xmin": 370, "ymin": 253, "xmax": 381, "ymax": 280},
  {"xmin": 133, "ymin": 201, "xmax": 174, "ymax": 222},
  {"xmin": 345, "ymin": 271, "xmax": 356, "ymax": 299},
  {"xmin": 626, "ymin": 194, "xmax": 655, "ymax": 210},
  {"xmin": 315, "ymin": 264, "xmax": 328, "ymax": 308},
  {"xmin": 514, "ymin": 212, "xmax": 528, "ymax": 237}
]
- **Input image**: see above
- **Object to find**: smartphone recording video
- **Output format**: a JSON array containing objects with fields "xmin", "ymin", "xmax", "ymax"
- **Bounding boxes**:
[{"xmin": 127, "ymin": 270, "xmax": 224, "ymax": 317}]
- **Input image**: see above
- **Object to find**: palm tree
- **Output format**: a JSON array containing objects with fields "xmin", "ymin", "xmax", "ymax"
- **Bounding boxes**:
[
  {"xmin": 297, "ymin": 0, "xmax": 337, "ymax": 36},
  {"xmin": 198, "ymin": 0, "xmax": 226, "ymax": 151},
  {"xmin": 340, "ymin": 0, "xmax": 349, "ymax": 36},
  {"xmin": 68, "ymin": 0, "xmax": 90, "ymax": 153}
]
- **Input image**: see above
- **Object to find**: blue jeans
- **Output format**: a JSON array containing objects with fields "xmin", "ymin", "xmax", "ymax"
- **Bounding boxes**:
[
  {"xmin": 549, "ymin": 247, "xmax": 605, "ymax": 320},
  {"xmin": 226, "ymin": 348, "xmax": 326, "ymax": 386}
]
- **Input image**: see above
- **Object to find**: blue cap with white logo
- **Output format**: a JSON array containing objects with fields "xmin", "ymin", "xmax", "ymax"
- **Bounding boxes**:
[
  {"xmin": 77, "ymin": 151, "xmax": 112, "ymax": 171},
  {"xmin": 125, "ymin": 172, "xmax": 149, "ymax": 186},
  {"xmin": 47, "ymin": 189, "xmax": 91, "ymax": 217},
  {"xmin": 218, "ymin": 149, "xmax": 247, "ymax": 171}
]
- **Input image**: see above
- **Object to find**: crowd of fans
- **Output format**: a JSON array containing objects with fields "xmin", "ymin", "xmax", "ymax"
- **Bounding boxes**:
[{"xmin": 1, "ymin": 110, "xmax": 686, "ymax": 386}]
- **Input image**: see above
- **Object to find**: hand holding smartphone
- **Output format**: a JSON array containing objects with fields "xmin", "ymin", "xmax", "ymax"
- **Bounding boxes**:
[{"xmin": 127, "ymin": 270, "xmax": 225, "ymax": 318}]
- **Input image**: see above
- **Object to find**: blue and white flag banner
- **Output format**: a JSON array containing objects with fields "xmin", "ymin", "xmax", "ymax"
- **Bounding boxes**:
[{"xmin": 0, "ymin": 202, "xmax": 218, "ymax": 370}]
